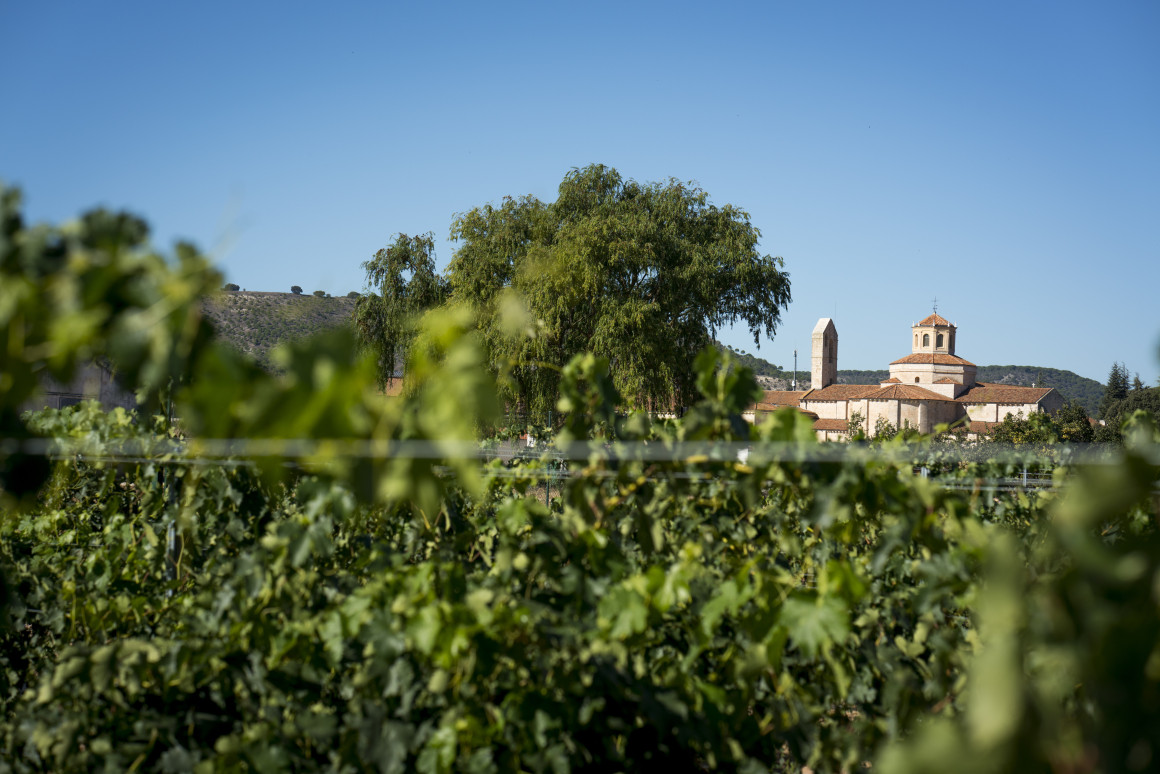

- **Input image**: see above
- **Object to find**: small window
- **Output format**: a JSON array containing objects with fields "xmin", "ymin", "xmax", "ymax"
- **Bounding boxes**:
[
  {"xmin": 922, "ymin": 333, "xmax": 930, "ymax": 347},
  {"xmin": 936, "ymin": 333, "xmax": 944, "ymax": 348},
  {"xmin": 914, "ymin": 377, "xmax": 920, "ymax": 383}
]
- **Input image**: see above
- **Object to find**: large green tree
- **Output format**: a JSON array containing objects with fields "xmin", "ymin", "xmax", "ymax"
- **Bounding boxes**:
[
  {"xmin": 445, "ymin": 164, "xmax": 792, "ymax": 414},
  {"xmin": 1098, "ymin": 361, "xmax": 1130, "ymax": 419},
  {"xmin": 354, "ymin": 233, "xmax": 447, "ymax": 387},
  {"xmin": 1095, "ymin": 386, "xmax": 1160, "ymax": 443}
]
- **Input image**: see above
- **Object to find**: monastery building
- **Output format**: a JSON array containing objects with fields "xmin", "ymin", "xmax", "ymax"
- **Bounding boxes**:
[{"xmin": 748, "ymin": 313, "xmax": 1065, "ymax": 440}]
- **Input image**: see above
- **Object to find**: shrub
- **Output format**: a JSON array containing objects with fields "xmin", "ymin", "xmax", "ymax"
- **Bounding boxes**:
[
  {"xmin": 223, "ymin": 283, "xmax": 240, "ymax": 291},
  {"xmin": 313, "ymin": 290, "xmax": 325, "ymax": 297},
  {"xmin": 291, "ymin": 285, "xmax": 303, "ymax": 294}
]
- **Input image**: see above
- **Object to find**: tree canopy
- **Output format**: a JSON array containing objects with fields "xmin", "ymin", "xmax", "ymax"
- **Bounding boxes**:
[
  {"xmin": 444, "ymin": 164, "xmax": 791, "ymax": 413},
  {"xmin": 1099, "ymin": 362, "xmax": 1129, "ymax": 418},
  {"xmin": 354, "ymin": 233, "xmax": 447, "ymax": 387},
  {"xmin": 1095, "ymin": 386, "xmax": 1160, "ymax": 443}
]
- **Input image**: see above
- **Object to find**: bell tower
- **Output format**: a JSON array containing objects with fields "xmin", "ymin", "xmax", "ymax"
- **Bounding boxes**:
[
  {"xmin": 811, "ymin": 318, "xmax": 837, "ymax": 389},
  {"xmin": 911, "ymin": 312, "xmax": 955, "ymax": 355}
]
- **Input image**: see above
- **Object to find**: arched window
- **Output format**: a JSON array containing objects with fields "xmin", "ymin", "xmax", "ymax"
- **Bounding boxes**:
[
  {"xmin": 914, "ymin": 333, "xmax": 918, "ymax": 347},
  {"xmin": 936, "ymin": 333, "xmax": 944, "ymax": 348},
  {"xmin": 914, "ymin": 377, "xmax": 920, "ymax": 383},
  {"xmin": 922, "ymin": 333, "xmax": 930, "ymax": 347}
]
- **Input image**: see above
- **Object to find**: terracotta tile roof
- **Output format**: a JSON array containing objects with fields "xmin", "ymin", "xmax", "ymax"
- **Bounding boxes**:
[
  {"xmin": 889, "ymin": 353, "xmax": 976, "ymax": 366},
  {"xmin": 747, "ymin": 390, "xmax": 809, "ymax": 413},
  {"xmin": 759, "ymin": 390, "xmax": 807, "ymax": 407},
  {"xmin": 956, "ymin": 383, "xmax": 1055, "ymax": 405},
  {"xmin": 881, "ymin": 377, "xmax": 901, "ymax": 384},
  {"xmin": 916, "ymin": 313, "xmax": 954, "ymax": 327},
  {"xmin": 863, "ymin": 384, "xmax": 953, "ymax": 401},
  {"xmin": 801, "ymin": 384, "xmax": 879, "ymax": 401},
  {"xmin": 752, "ymin": 404, "xmax": 817, "ymax": 420},
  {"xmin": 968, "ymin": 421, "xmax": 1001, "ymax": 434},
  {"xmin": 933, "ymin": 378, "xmax": 957, "ymax": 384},
  {"xmin": 813, "ymin": 418, "xmax": 850, "ymax": 431}
]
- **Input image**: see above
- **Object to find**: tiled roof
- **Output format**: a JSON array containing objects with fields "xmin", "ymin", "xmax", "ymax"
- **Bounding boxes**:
[
  {"xmin": 759, "ymin": 390, "xmax": 806, "ymax": 407},
  {"xmin": 968, "ymin": 421, "xmax": 1001, "ymax": 434},
  {"xmin": 813, "ymin": 418, "xmax": 850, "ymax": 431},
  {"xmin": 916, "ymin": 313, "xmax": 954, "ymax": 327},
  {"xmin": 956, "ymin": 383, "xmax": 1054, "ymax": 405},
  {"xmin": 752, "ymin": 404, "xmax": 817, "ymax": 420},
  {"xmin": 881, "ymin": 377, "xmax": 901, "ymax": 384},
  {"xmin": 889, "ymin": 353, "xmax": 976, "ymax": 366},
  {"xmin": 747, "ymin": 390, "xmax": 809, "ymax": 413},
  {"xmin": 863, "ymin": 384, "xmax": 953, "ymax": 401},
  {"xmin": 801, "ymin": 384, "xmax": 879, "ymax": 401},
  {"xmin": 933, "ymin": 378, "xmax": 958, "ymax": 384}
]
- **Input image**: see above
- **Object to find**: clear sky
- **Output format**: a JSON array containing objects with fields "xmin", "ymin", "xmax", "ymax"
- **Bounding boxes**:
[{"xmin": 3, "ymin": 1, "xmax": 1157, "ymax": 386}]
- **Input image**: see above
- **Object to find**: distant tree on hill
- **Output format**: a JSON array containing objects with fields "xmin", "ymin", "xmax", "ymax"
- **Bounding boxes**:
[
  {"xmin": 1132, "ymin": 373, "xmax": 1145, "ymax": 391},
  {"xmin": 291, "ymin": 285, "xmax": 303, "ymax": 295},
  {"xmin": 347, "ymin": 291, "xmax": 360, "ymax": 298},
  {"xmin": 313, "ymin": 290, "xmax": 326, "ymax": 297},
  {"xmin": 223, "ymin": 283, "xmax": 239, "ymax": 291},
  {"xmin": 1099, "ymin": 362, "xmax": 1130, "ymax": 419}
]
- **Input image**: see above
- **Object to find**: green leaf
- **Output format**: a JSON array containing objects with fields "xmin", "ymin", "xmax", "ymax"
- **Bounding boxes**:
[{"xmin": 779, "ymin": 593, "xmax": 850, "ymax": 659}]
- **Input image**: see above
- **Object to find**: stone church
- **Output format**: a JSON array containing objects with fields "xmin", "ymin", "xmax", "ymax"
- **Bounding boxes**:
[{"xmin": 749, "ymin": 313, "xmax": 1064, "ymax": 439}]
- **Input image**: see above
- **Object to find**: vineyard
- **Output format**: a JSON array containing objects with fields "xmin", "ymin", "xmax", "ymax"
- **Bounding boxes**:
[{"xmin": 2, "ymin": 188, "xmax": 1159, "ymax": 772}]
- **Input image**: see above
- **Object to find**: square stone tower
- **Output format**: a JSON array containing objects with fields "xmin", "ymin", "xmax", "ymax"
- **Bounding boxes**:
[{"xmin": 811, "ymin": 318, "xmax": 837, "ymax": 389}]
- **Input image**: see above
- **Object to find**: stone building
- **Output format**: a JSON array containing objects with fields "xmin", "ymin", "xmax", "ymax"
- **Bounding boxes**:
[
  {"xmin": 21, "ymin": 361, "xmax": 137, "ymax": 414},
  {"xmin": 748, "ymin": 313, "xmax": 1064, "ymax": 440}
]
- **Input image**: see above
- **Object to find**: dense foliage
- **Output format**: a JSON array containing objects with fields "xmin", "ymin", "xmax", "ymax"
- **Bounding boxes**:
[
  {"xmin": 988, "ymin": 401, "xmax": 1094, "ymax": 444},
  {"xmin": 1100, "ymin": 363, "xmax": 1131, "ymax": 419},
  {"xmin": 444, "ymin": 165, "xmax": 792, "ymax": 414},
  {"xmin": 1096, "ymin": 387, "xmax": 1160, "ymax": 444},
  {"xmin": 2, "ymin": 185, "xmax": 1159, "ymax": 773},
  {"xmin": 353, "ymin": 233, "xmax": 447, "ymax": 389}
]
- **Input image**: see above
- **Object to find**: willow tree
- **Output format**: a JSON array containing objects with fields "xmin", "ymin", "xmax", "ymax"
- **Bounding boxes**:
[
  {"xmin": 354, "ymin": 233, "xmax": 446, "ymax": 388},
  {"xmin": 445, "ymin": 164, "xmax": 791, "ymax": 414}
]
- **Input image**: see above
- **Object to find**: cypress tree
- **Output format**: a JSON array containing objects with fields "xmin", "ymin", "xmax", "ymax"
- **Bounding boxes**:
[{"xmin": 1098, "ymin": 362, "xmax": 1130, "ymax": 419}]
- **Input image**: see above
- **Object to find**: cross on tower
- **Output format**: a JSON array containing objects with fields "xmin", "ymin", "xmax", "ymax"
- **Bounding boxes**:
[{"xmin": 932, "ymin": 297, "xmax": 938, "ymax": 314}]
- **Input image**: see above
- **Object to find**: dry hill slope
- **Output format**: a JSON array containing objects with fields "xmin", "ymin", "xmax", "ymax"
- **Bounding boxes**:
[{"xmin": 203, "ymin": 291, "xmax": 357, "ymax": 370}]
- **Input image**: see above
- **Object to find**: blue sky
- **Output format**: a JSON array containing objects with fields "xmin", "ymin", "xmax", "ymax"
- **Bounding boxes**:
[{"xmin": 3, "ymin": 1, "xmax": 1157, "ymax": 386}]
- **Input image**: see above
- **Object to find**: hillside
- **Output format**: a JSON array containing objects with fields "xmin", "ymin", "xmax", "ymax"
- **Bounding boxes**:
[
  {"xmin": 203, "ymin": 291, "xmax": 357, "ymax": 370},
  {"xmin": 717, "ymin": 344, "xmax": 1104, "ymax": 415}
]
